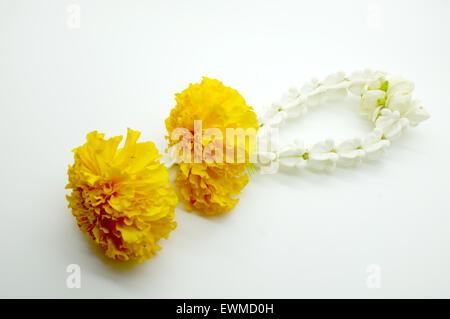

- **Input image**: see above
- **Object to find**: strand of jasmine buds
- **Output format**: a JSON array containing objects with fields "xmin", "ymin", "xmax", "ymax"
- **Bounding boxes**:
[{"xmin": 254, "ymin": 70, "xmax": 430, "ymax": 174}]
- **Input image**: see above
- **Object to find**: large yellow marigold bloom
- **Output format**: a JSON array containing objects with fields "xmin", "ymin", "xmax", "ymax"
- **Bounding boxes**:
[
  {"xmin": 66, "ymin": 128, "xmax": 177, "ymax": 262},
  {"xmin": 165, "ymin": 77, "xmax": 259, "ymax": 215}
]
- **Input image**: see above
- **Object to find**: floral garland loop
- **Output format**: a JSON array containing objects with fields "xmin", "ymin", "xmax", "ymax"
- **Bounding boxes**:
[{"xmin": 254, "ymin": 70, "xmax": 430, "ymax": 173}]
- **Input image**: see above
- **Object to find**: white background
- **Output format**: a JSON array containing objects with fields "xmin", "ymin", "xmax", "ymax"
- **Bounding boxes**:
[{"xmin": 1, "ymin": 0, "xmax": 449, "ymax": 298}]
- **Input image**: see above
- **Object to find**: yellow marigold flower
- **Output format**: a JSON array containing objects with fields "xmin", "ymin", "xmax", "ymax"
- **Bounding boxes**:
[
  {"xmin": 66, "ymin": 128, "xmax": 177, "ymax": 262},
  {"xmin": 165, "ymin": 77, "xmax": 259, "ymax": 215}
]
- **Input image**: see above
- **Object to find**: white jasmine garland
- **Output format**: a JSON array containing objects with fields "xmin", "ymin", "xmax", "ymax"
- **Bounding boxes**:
[{"xmin": 254, "ymin": 69, "xmax": 430, "ymax": 173}]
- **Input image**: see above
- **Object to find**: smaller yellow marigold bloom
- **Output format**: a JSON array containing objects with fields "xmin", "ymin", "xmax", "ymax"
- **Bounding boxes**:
[
  {"xmin": 165, "ymin": 77, "xmax": 259, "ymax": 215},
  {"xmin": 66, "ymin": 128, "xmax": 177, "ymax": 262}
]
